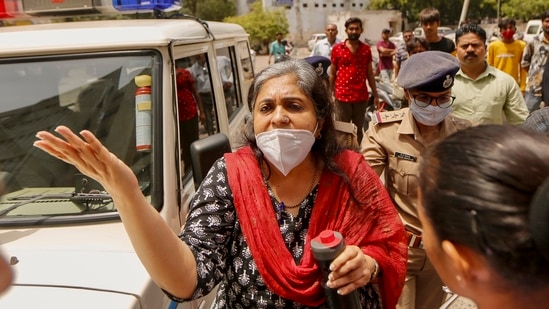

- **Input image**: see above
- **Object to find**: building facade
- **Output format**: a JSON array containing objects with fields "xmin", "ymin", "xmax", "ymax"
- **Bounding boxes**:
[{"xmin": 237, "ymin": 0, "xmax": 403, "ymax": 46}]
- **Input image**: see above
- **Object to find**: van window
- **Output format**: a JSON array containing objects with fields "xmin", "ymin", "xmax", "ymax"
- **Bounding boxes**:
[
  {"xmin": 186, "ymin": 53, "xmax": 219, "ymax": 140},
  {"xmin": 216, "ymin": 46, "xmax": 241, "ymax": 120},
  {"xmin": 526, "ymin": 24, "xmax": 540, "ymax": 35},
  {"xmin": 524, "ymin": 20, "xmax": 542, "ymax": 42},
  {"xmin": 0, "ymin": 52, "xmax": 158, "ymax": 217},
  {"xmin": 413, "ymin": 28, "xmax": 424, "ymax": 38},
  {"xmin": 175, "ymin": 53, "xmax": 221, "ymax": 178},
  {"xmin": 175, "ymin": 43, "xmax": 253, "ymax": 182},
  {"xmin": 238, "ymin": 41, "xmax": 255, "ymax": 82},
  {"xmin": 237, "ymin": 40, "xmax": 255, "ymax": 105}
]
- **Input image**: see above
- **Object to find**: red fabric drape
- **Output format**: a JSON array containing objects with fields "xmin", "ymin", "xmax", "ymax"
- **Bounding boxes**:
[{"xmin": 225, "ymin": 147, "xmax": 407, "ymax": 308}]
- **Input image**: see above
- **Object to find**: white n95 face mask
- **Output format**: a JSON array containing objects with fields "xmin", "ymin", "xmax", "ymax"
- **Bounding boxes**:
[
  {"xmin": 256, "ymin": 128, "xmax": 316, "ymax": 176},
  {"xmin": 410, "ymin": 103, "xmax": 452, "ymax": 126}
]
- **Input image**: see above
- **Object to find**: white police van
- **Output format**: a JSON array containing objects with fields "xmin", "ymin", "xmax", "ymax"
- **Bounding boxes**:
[
  {"xmin": 523, "ymin": 19, "xmax": 543, "ymax": 43},
  {"xmin": 0, "ymin": 1, "xmax": 255, "ymax": 308}
]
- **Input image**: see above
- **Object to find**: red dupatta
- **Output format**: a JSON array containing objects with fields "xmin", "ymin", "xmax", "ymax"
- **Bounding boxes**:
[{"xmin": 225, "ymin": 147, "xmax": 407, "ymax": 308}]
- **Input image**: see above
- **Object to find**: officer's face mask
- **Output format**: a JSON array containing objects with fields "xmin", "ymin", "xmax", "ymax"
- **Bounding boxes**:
[
  {"xmin": 409, "ymin": 100, "xmax": 452, "ymax": 126},
  {"xmin": 256, "ymin": 124, "xmax": 317, "ymax": 176}
]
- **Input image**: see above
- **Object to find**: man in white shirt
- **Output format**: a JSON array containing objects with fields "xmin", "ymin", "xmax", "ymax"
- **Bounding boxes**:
[
  {"xmin": 310, "ymin": 24, "xmax": 341, "ymax": 58},
  {"xmin": 216, "ymin": 55, "xmax": 235, "ymax": 114}
]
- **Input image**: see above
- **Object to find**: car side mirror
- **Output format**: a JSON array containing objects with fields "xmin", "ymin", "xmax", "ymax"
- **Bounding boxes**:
[{"xmin": 190, "ymin": 133, "xmax": 232, "ymax": 190}]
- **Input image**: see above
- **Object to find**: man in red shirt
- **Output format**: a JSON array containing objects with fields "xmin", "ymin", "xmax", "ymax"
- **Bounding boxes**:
[{"xmin": 329, "ymin": 17, "xmax": 379, "ymax": 143}]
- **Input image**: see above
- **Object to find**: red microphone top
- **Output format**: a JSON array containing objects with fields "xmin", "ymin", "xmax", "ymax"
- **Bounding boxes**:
[{"xmin": 317, "ymin": 230, "xmax": 341, "ymax": 248}]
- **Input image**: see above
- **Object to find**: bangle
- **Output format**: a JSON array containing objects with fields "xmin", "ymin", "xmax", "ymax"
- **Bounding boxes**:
[{"xmin": 370, "ymin": 258, "xmax": 380, "ymax": 281}]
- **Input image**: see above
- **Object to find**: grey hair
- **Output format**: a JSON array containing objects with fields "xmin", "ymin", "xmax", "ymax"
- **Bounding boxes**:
[
  {"xmin": 247, "ymin": 58, "xmax": 318, "ymax": 112},
  {"xmin": 239, "ymin": 57, "xmax": 352, "ymax": 202}
]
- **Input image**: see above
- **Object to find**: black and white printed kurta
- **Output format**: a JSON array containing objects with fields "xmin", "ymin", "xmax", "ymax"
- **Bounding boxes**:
[{"xmin": 178, "ymin": 158, "xmax": 381, "ymax": 308}]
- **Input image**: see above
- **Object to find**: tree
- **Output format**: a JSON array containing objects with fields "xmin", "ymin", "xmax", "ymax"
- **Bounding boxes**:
[
  {"xmin": 501, "ymin": 0, "xmax": 548, "ymax": 21},
  {"xmin": 181, "ymin": 0, "xmax": 236, "ymax": 21},
  {"xmin": 368, "ymin": 0, "xmax": 497, "ymax": 26},
  {"xmin": 224, "ymin": 2, "xmax": 289, "ymax": 54}
]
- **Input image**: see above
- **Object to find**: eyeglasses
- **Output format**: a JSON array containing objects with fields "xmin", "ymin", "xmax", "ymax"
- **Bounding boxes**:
[{"xmin": 412, "ymin": 93, "xmax": 455, "ymax": 108}]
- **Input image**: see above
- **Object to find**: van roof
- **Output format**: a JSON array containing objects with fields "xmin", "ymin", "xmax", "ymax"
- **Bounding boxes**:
[{"xmin": 0, "ymin": 19, "xmax": 248, "ymax": 57}]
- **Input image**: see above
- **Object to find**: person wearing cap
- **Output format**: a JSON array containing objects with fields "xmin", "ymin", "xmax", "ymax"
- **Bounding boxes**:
[
  {"xmin": 376, "ymin": 28, "xmax": 397, "ymax": 83},
  {"xmin": 305, "ymin": 55, "xmax": 360, "ymax": 150},
  {"xmin": 361, "ymin": 50, "xmax": 471, "ymax": 309},
  {"xmin": 304, "ymin": 55, "xmax": 331, "ymax": 87},
  {"xmin": 452, "ymin": 23, "xmax": 528, "ymax": 125}
]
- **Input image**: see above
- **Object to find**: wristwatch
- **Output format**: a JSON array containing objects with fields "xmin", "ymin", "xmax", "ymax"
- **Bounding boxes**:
[{"xmin": 370, "ymin": 258, "xmax": 380, "ymax": 281}]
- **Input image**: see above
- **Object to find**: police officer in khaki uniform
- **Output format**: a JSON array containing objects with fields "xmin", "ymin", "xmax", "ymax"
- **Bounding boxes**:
[
  {"xmin": 361, "ymin": 51, "xmax": 471, "ymax": 309},
  {"xmin": 304, "ymin": 55, "xmax": 359, "ymax": 150}
]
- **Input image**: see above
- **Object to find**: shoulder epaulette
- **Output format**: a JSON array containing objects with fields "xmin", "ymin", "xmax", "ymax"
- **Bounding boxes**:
[{"xmin": 371, "ymin": 109, "xmax": 407, "ymax": 125}]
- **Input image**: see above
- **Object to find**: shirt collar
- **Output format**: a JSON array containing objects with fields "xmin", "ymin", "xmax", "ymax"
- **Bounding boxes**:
[{"xmin": 456, "ymin": 62, "xmax": 495, "ymax": 81}]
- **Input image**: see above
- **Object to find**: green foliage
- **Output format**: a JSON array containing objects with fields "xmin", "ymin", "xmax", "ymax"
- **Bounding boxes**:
[
  {"xmin": 501, "ymin": 0, "xmax": 548, "ymax": 21},
  {"xmin": 368, "ymin": 0, "xmax": 546, "ymax": 26},
  {"xmin": 181, "ymin": 0, "xmax": 237, "ymax": 21},
  {"xmin": 368, "ymin": 0, "xmax": 499, "ymax": 26},
  {"xmin": 224, "ymin": 2, "xmax": 289, "ymax": 51}
]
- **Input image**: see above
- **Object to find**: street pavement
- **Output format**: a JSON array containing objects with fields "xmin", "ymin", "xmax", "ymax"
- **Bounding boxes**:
[{"xmin": 254, "ymin": 47, "xmax": 312, "ymax": 72}]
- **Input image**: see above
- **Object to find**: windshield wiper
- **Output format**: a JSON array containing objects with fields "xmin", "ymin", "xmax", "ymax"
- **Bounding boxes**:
[{"xmin": 0, "ymin": 192, "xmax": 113, "ymax": 217}]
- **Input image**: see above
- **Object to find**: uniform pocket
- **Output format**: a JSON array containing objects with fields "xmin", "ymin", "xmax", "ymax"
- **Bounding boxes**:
[{"xmin": 388, "ymin": 155, "xmax": 419, "ymax": 197}]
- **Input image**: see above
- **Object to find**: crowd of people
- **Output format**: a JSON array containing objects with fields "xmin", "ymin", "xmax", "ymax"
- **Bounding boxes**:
[
  {"xmin": 307, "ymin": 7, "xmax": 549, "ymax": 309},
  {"xmin": 0, "ymin": 6, "xmax": 547, "ymax": 309}
]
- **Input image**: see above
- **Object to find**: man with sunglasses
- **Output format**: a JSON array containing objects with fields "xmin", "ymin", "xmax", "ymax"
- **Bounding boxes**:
[
  {"xmin": 452, "ymin": 23, "xmax": 528, "ymax": 125},
  {"xmin": 361, "ymin": 50, "xmax": 471, "ymax": 309}
]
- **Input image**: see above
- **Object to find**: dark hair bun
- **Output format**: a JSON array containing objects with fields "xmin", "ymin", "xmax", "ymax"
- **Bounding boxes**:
[{"xmin": 529, "ymin": 177, "xmax": 549, "ymax": 261}]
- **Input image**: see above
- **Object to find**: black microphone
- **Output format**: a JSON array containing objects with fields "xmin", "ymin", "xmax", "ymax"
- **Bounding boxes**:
[{"xmin": 311, "ymin": 230, "xmax": 362, "ymax": 309}]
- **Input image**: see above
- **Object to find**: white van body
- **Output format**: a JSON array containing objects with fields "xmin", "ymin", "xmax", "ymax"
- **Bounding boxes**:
[
  {"xmin": 0, "ymin": 16, "xmax": 254, "ymax": 309},
  {"xmin": 523, "ymin": 19, "xmax": 543, "ymax": 43},
  {"xmin": 413, "ymin": 26, "xmax": 453, "ymax": 38}
]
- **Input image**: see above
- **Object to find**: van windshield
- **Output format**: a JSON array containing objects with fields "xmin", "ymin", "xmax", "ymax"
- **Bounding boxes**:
[
  {"xmin": 526, "ymin": 25, "xmax": 540, "ymax": 34},
  {"xmin": 0, "ymin": 52, "xmax": 158, "ymax": 225}
]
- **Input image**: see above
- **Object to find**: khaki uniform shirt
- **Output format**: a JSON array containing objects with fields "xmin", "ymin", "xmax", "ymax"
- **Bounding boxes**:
[{"xmin": 361, "ymin": 108, "xmax": 471, "ymax": 233}]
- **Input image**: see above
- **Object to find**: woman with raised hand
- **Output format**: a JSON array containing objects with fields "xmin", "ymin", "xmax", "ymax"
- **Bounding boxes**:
[{"xmin": 34, "ymin": 58, "xmax": 407, "ymax": 308}]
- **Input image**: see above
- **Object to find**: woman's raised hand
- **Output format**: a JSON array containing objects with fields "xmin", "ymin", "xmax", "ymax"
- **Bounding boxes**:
[{"xmin": 34, "ymin": 126, "xmax": 139, "ymax": 198}]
